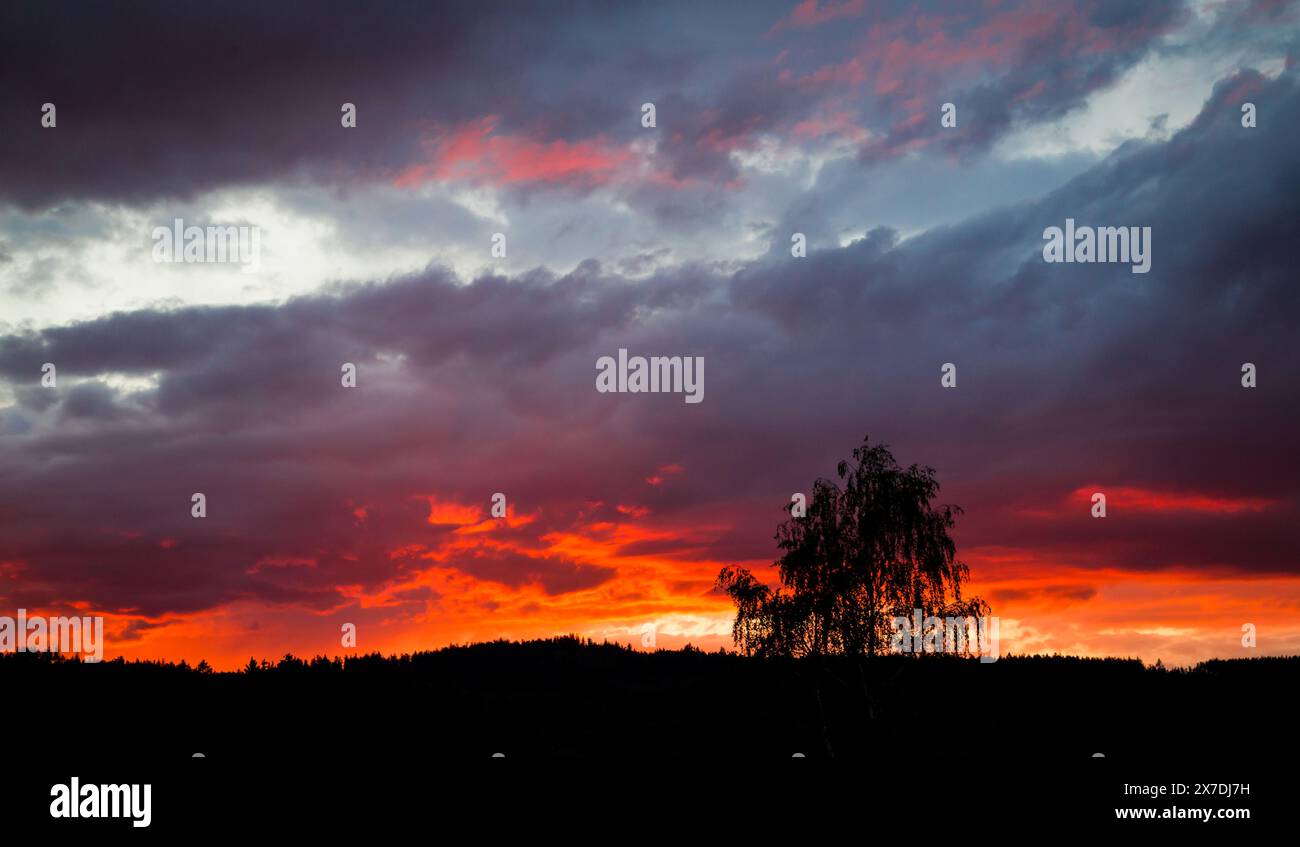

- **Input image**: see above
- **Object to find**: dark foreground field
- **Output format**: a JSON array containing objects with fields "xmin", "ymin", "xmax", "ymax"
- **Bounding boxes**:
[{"xmin": 5, "ymin": 637, "xmax": 1296, "ymax": 761}]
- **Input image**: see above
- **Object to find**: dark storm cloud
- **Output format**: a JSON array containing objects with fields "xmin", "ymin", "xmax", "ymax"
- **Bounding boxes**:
[
  {"xmin": 0, "ymin": 0, "xmax": 1193, "ymax": 211},
  {"xmin": 0, "ymin": 0, "xmax": 787, "ymax": 208},
  {"xmin": 1, "ymin": 66, "xmax": 1298, "ymax": 620},
  {"xmin": 451, "ymin": 549, "xmax": 616, "ymax": 596}
]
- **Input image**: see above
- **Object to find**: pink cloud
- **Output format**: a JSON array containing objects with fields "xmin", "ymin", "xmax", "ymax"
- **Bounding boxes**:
[
  {"xmin": 770, "ymin": 0, "xmax": 866, "ymax": 35},
  {"xmin": 394, "ymin": 117, "xmax": 636, "ymax": 189}
]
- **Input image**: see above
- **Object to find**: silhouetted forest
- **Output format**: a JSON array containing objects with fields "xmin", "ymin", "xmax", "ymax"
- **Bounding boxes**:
[{"xmin": 4, "ymin": 637, "xmax": 1296, "ymax": 761}]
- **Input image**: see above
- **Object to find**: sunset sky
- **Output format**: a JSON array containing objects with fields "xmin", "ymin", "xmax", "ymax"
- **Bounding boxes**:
[{"xmin": 1, "ymin": 0, "xmax": 1298, "ymax": 669}]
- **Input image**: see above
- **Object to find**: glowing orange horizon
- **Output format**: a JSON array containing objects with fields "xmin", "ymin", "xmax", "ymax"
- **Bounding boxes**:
[{"xmin": 11, "ymin": 492, "xmax": 1297, "ymax": 671}]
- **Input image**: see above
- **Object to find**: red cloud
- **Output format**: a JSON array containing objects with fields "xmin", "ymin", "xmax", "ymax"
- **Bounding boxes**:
[{"xmin": 1070, "ymin": 486, "xmax": 1276, "ymax": 514}]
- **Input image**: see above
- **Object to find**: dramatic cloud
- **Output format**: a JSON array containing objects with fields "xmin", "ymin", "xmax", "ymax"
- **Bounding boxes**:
[{"xmin": 2, "ymin": 1, "xmax": 1298, "ymax": 667}]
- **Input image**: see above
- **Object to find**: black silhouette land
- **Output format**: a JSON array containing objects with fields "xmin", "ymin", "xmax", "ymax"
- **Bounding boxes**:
[{"xmin": 5, "ymin": 638, "xmax": 1298, "ymax": 762}]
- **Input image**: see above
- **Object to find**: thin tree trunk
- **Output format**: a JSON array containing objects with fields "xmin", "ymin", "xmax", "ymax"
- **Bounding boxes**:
[{"xmin": 815, "ymin": 681, "xmax": 834, "ymax": 758}]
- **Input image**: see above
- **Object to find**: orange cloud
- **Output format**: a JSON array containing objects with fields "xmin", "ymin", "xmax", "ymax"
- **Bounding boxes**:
[
  {"xmin": 423, "ymin": 497, "xmax": 482, "ymax": 526},
  {"xmin": 965, "ymin": 562, "xmax": 1300, "ymax": 667}
]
